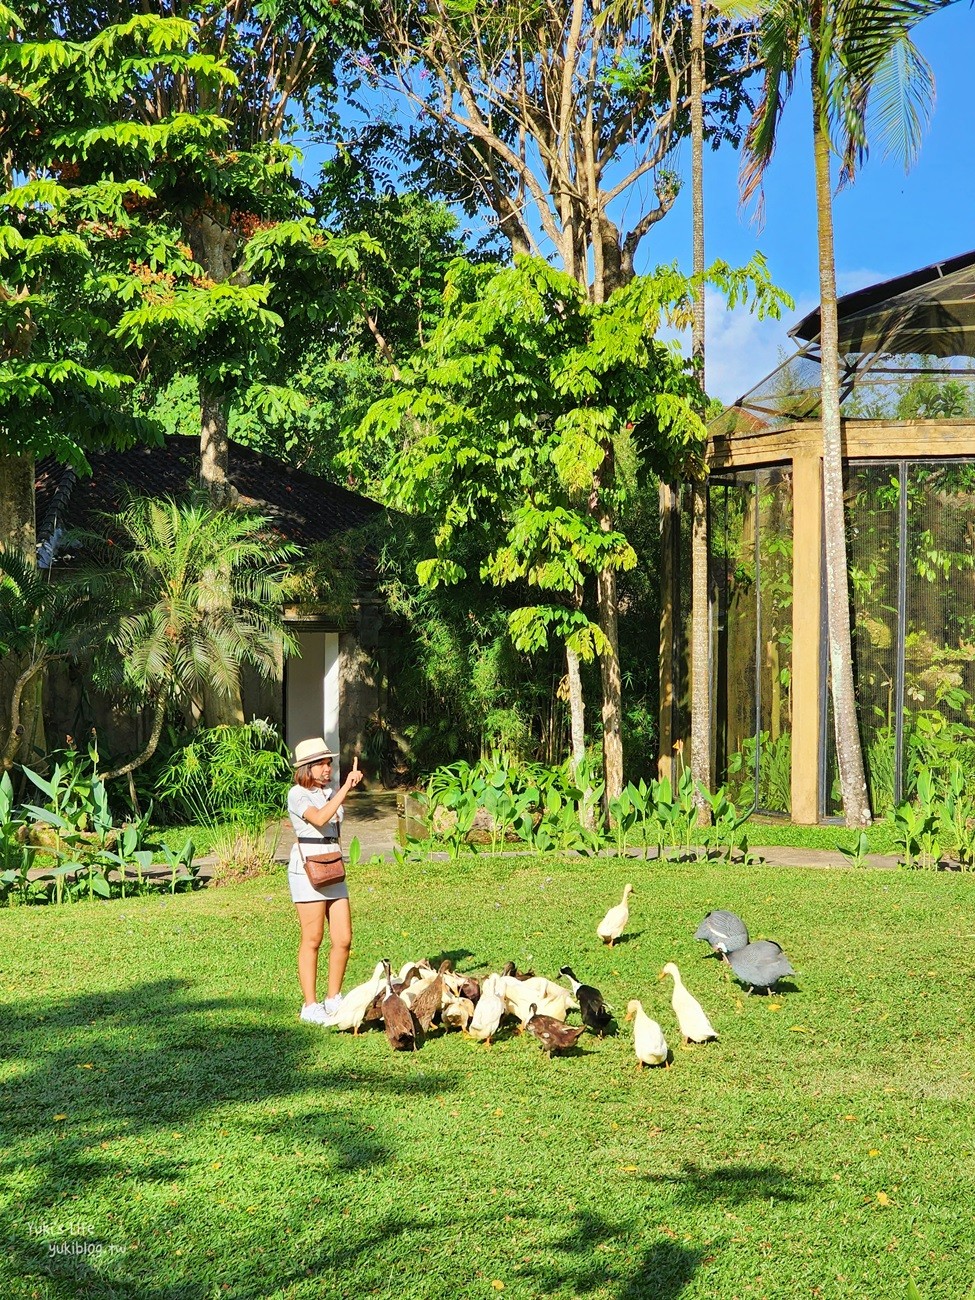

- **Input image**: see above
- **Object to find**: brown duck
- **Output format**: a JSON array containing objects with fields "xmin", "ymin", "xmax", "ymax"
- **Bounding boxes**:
[
  {"xmin": 524, "ymin": 1004, "xmax": 585, "ymax": 1057},
  {"xmin": 408, "ymin": 972, "xmax": 444, "ymax": 1034},
  {"xmin": 381, "ymin": 960, "xmax": 417, "ymax": 1052}
]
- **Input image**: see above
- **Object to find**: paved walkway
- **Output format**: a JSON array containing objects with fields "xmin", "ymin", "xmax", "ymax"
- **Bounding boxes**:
[
  {"xmin": 191, "ymin": 789, "xmax": 403, "ymax": 879},
  {"xmin": 273, "ymin": 789, "xmax": 401, "ymax": 863}
]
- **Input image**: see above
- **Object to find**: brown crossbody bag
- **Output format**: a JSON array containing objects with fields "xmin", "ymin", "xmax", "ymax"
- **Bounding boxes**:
[{"xmin": 298, "ymin": 836, "xmax": 346, "ymax": 887}]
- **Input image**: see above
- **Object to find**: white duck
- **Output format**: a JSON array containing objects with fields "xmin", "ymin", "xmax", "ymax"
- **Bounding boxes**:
[
  {"xmin": 400, "ymin": 970, "xmax": 438, "ymax": 1009},
  {"xmin": 468, "ymin": 973, "xmax": 506, "ymax": 1044},
  {"xmin": 597, "ymin": 883, "xmax": 634, "ymax": 946},
  {"xmin": 499, "ymin": 975, "xmax": 576, "ymax": 1027},
  {"xmin": 624, "ymin": 1000, "xmax": 669, "ymax": 1068},
  {"xmin": 441, "ymin": 996, "xmax": 475, "ymax": 1032},
  {"xmin": 331, "ymin": 960, "xmax": 387, "ymax": 1034},
  {"xmin": 659, "ymin": 962, "xmax": 718, "ymax": 1045}
]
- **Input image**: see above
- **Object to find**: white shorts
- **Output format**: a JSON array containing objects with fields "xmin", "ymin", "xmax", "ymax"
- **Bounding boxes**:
[{"xmin": 287, "ymin": 846, "xmax": 350, "ymax": 904}]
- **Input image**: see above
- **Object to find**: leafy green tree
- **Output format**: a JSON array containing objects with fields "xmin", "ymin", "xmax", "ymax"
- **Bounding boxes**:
[
  {"xmin": 17, "ymin": 0, "xmax": 375, "ymax": 500},
  {"xmin": 363, "ymin": 0, "xmax": 757, "ymax": 301},
  {"xmin": 352, "ymin": 255, "xmax": 786, "ymax": 794},
  {"xmin": 352, "ymin": 0, "xmax": 775, "ymax": 798},
  {"xmin": 79, "ymin": 496, "xmax": 298, "ymax": 780},
  {"xmin": 0, "ymin": 9, "xmax": 232, "ymax": 553},
  {"xmin": 734, "ymin": 0, "xmax": 954, "ymax": 826}
]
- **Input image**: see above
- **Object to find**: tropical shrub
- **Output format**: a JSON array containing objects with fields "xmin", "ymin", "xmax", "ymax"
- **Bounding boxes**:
[
  {"xmin": 421, "ymin": 752, "xmax": 755, "ymax": 862},
  {"xmin": 153, "ymin": 719, "xmax": 291, "ymax": 832},
  {"xmin": 1, "ymin": 738, "xmax": 199, "ymax": 904}
]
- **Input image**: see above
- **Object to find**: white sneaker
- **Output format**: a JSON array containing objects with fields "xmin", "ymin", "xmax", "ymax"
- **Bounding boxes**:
[
  {"xmin": 299, "ymin": 1002, "xmax": 330, "ymax": 1025},
  {"xmin": 322, "ymin": 994, "xmax": 344, "ymax": 1020}
]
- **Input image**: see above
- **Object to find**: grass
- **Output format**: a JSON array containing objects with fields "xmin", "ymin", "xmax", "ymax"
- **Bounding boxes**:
[
  {"xmin": 742, "ymin": 819, "xmax": 901, "ymax": 855},
  {"xmin": 2, "ymin": 854, "xmax": 973, "ymax": 1299}
]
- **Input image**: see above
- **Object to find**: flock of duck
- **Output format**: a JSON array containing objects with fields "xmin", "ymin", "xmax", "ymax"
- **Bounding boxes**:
[{"xmin": 328, "ymin": 886, "xmax": 797, "ymax": 1065}]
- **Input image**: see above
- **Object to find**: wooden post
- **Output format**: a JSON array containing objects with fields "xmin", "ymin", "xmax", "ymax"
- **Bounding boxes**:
[{"xmin": 790, "ymin": 454, "xmax": 822, "ymax": 823}]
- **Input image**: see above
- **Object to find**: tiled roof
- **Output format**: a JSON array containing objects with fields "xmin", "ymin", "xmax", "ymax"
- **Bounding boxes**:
[{"xmin": 35, "ymin": 436, "xmax": 385, "ymax": 551}]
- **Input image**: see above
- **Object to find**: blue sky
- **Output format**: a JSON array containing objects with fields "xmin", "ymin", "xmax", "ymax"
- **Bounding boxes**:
[{"xmin": 650, "ymin": 3, "xmax": 973, "ymax": 402}]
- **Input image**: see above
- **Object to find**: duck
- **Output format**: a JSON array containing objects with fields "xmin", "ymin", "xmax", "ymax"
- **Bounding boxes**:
[
  {"xmin": 441, "ymin": 996, "xmax": 475, "ymax": 1032},
  {"xmin": 400, "ymin": 969, "xmax": 438, "ymax": 1009},
  {"xmin": 726, "ymin": 940, "xmax": 795, "ymax": 993},
  {"xmin": 694, "ymin": 909, "xmax": 750, "ymax": 957},
  {"xmin": 407, "ymin": 970, "xmax": 445, "ymax": 1034},
  {"xmin": 501, "ymin": 961, "xmax": 536, "ymax": 981},
  {"xmin": 381, "ymin": 959, "xmax": 417, "ymax": 1051},
  {"xmin": 624, "ymin": 1000, "xmax": 669, "ymax": 1068},
  {"xmin": 659, "ymin": 962, "xmax": 718, "ymax": 1045},
  {"xmin": 559, "ymin": 965, "xmax": 613, "ymax": 1035},
  {"xmin": 524, "ymin": 1005, "xmax": 586, "ymax": 1056},
  {"xmin": 442, "ymin": 969, "xmax": 481, "ymax": 1006},
  {"xmin": 331, "ymin": 960, "xmax": 387, "ymax": 1034},
  {"xmin": 499, "ymin": 975, "xmax": 576, "ymax": 1027},
  {"xmin": 467, "ymin": 973, "xmax": 506, "ymax": 1044},
  {"xmin": 597, "ymin": 883, "xmax": 634, "ymax": 946}
]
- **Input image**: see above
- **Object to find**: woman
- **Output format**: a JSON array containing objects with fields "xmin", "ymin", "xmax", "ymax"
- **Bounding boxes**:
[{"xmin": 287, "ymin": 736, "xmax": 363, "ymax": 1024}]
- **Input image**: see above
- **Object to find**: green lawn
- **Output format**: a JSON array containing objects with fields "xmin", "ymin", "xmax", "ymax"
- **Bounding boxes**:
[{"xmin": 2, "ymin": 856, "xmax": 973, "ymax": 1300}]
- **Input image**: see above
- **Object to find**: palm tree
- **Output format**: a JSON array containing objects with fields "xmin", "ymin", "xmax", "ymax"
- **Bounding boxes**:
[
  {"xmin": 690, "ymin": 0, "xmax": 712, "ymax": 819},
  {"xmin": 80, "ymin": 496, "xmax": 298, "ymax": 780},
  {"xmin": 737, "ymin": 0, "xmax": 953, "ymax": 827}
]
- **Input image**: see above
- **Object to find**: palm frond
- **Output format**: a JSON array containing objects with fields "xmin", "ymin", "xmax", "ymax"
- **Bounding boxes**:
[{"xmin": 740, "ymin": 0, "xmax": 803, "ymax": 211}]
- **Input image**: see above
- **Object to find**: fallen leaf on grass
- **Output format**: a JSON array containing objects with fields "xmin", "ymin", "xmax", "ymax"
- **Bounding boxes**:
[
  {"xmin": 789, "ymin": 1025, "xmax": 811, "ymax": 1033},
  {"xmin": 875, "ymin": 1191, "xmax": 892, "ymax": 1207},
  {"xmin": 53, "ymin": 1114, "xmax": 67, "ymax": 1121},
  {"xmin": 491, "ymin": 1282, "xmax": 505, "ymax": 1291},
  {"xmin": 768, "ymin": 1002, "xmax": 783, "ymax": 1011}
]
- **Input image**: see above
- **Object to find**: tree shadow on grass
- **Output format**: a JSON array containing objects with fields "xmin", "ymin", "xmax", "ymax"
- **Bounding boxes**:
[
  {"xmin": 642, "ymin": 1160, "xmax": 820, "ymax": 1207},
  {"xmin": 0, "ymin": 979, "xmax": 461, "ymax": 1296},
  {"xmin": 474, "ymin": 1206, "xmax": 699, "ymax": 1299},
  {"xmin": 304, "ymin": 1204, "xmax": 702, "ymax": 1300}
]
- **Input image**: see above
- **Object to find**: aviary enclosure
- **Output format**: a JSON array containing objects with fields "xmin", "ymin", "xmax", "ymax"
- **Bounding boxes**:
[{"xmin": 659, "ymin": 251, "xmax": 975, "ymax": 822}]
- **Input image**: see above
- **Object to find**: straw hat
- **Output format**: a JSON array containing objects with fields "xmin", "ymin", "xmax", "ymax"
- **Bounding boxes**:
[{"xmin": 292, "ymin": 737, "xmax": 336, "ymax": 767}]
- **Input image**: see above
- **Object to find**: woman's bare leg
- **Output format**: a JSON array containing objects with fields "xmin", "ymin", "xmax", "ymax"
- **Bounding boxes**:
[
  {"xmin": 295, "ymin": 901, "xmax": 326, "ymax": 1005},
  {"xmin": 324, "ymin": 897, "xmax": 352, "ymax": 999}
]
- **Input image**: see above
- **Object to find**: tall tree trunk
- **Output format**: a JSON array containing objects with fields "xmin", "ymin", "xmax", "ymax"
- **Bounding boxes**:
[
  {"xmin": 0, "ymin": 452, "xmax": 36, "ymax": 555},
  {"xmin": 593, "ymin": 451, "xmax": 624, "ymax": 807},
  {"xmin": 199, "ymin": 379, "xmax": 235, "ymax": 507},
  {"xmin": 0, "ymin": 454, "xmax": 46, "ymax": 765},
  {"xmin": 811, "ymin": 45, "xmax": 871, "ymax": 828},
  {"xmin": 689, "ymin": 0, "xmax": 711, "ymax": 824},
  {"xmin": 188, "ymin": 210, "xmax": 240, "ymax": 504},
  {"xmin": 188, "ymin": 214, "xmax": 244, "ymax": 722},
  {"xmin": 566, "ymin": 585, "xmax": 587, "ymax": 778}
]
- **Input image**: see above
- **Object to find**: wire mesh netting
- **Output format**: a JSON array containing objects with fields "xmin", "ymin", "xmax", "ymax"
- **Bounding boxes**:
[
  {"xmin": 823, "ymin": 461, "xmax": 975, "ymax": 818},
  {"xmin": 711, "ymin": 353, "xmax": 975, "ymax": 438}
]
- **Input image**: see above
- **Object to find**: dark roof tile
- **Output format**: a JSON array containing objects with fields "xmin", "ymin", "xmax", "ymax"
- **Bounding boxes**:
[{"xmin": 36, "ymin": 436, "xmax": 384, "ymax": 550}]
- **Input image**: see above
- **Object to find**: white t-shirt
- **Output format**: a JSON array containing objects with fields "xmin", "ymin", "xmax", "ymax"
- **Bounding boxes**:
[{"xmin": 287, "ymin": 785, "xmax": 343, "ymax": 843}]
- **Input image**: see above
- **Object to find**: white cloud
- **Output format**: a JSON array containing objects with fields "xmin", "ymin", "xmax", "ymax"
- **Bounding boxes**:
[
  {"xmin": 836, "ymin": 267, "xmax": 886, "ymax": 295},
  {"xmin": 702, "ymin": 287, "xmax": 819, "ymax": 405},
  {"xmin": 659, "ymin": 267, "xmax": 889, "ymax": 407}
]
